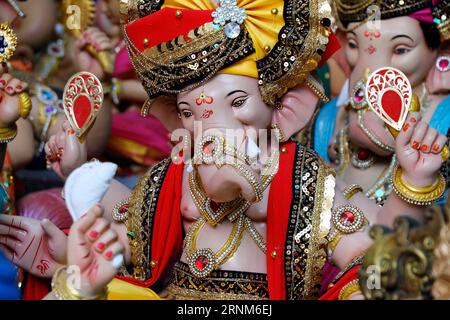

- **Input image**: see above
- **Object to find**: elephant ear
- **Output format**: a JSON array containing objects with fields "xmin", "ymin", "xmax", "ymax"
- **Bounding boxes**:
[
  {"xmin": 271, "ymin": 84, "xmax": 319, "ymax": 142},
  {"xmin": 149, "ymin": 95, "xmax": 183, "ymax": 132}
]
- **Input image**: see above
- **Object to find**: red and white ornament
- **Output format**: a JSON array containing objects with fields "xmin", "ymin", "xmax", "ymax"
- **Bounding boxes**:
[
  {"xmin": 365, "ymin": 67, "xmax": 412, "ymax": 132},
  {"xmin": 436, "ymin": 56, "xmax": 450, "ymax": 73},
  {"xmin": 63, "ymin": 72, "xmax": 104, "ymax": 140}
]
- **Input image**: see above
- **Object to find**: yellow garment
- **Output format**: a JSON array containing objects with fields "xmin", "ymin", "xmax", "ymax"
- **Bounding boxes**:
[
  {"xmin": 107, "ymin": 278, "xmax": 161, "ymax": 300},
  {"xmin": 162, "ymin": 0, "xmax": 285, "ymax": 78}
]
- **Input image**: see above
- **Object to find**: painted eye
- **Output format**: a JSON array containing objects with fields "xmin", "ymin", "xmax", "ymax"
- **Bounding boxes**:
[
  {"xmin": 348, "ymin": 40, "xmax": 358, "ymax": 49},
  {"xmin": 232, "ymin": 98, "xmax": 247, "ymax": 108},
  {"xmin": 182, "ymin": 110, "xmax": 193, "ymax": 118},
  {"xmin": 394, "ymin": 46, "xmax": 411, "ymax": 55}
]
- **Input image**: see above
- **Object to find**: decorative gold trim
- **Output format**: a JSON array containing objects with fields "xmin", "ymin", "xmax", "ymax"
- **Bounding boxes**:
[
  {"xmin": 304, "ymin": 161, "xmax": 335, "ymax": 297},
  {"xmin": 338, "ymin": 279, "xmax": 361, "ymax": 300}
]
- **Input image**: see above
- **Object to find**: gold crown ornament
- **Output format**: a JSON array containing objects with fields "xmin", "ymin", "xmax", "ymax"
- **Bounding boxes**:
[
  {"xmin": 121, "ymin": 0, "xmax": 339, "ymax": 115},
  {"xmin": 332, "ymin": 0, "xmax": 433, "ymax": 29}
]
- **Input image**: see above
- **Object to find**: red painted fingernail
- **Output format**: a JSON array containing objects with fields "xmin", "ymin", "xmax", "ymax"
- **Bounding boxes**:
[
  {"xmin": 0, "ymin": 80, "xmax": 5, "ymax": 88},
  {"xmin": 433, "ymin": 144, "xmax": 440, "ymax": 152},
  {"xmin": 67, "ymin": 129, "xmax": 75, "ymax": 135},
  {"xmin": 403, "ymin": 124, "xmax": 410, "ymax": 132},
  {"xmin": 89, "ymin": 230, "xmax": 99, "ymax": 238},
  {"xmin": 421, "ymin": 144, "xmax": 428, "ymax": 152},
  {"xmin": 105, "ymin": 251, "xmax": 113, "ymax": 260},
  {"xmin": 6, "ymin": 86, "xmax": 13, "ymax": 93},
  {"xmin": 97, "ymin": 242, "xmax": 105, "ymax": 251},
  {"xmin": 15, "ymin": 85, "xmax": 23, "ymax": 91},
  {"xmin": 412, "ymin": 141, "xmax": 420, "ymax": 150},
  {"xmin": 410, "ymin": 117, "xmax": 417, "ymax": 123}
]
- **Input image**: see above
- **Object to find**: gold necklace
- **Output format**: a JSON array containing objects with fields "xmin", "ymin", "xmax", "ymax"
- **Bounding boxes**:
[
  {"xmin": 184, "ymin": 215, "xmax": 245, "ymax": 279},
  {"xmin": 189, "ymin": 150, "xmax": 279, "ymax": 226}
]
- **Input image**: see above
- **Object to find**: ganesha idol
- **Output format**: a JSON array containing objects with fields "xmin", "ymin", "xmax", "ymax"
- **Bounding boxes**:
[
  {"xmin": 314, "ymin": 0, "xmax": 450, "ymax": 206},
  {"xmin": 0, "ymin": 0, "xmax": 449, "ymax": 301}
]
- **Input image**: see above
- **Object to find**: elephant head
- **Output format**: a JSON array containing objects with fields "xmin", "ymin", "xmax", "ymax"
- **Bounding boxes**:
[{"xmin": 332, "ymin": 3, "xmax": 443, "ymax": 157}]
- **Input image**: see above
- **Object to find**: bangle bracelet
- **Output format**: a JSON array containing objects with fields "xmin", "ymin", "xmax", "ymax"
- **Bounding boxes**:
[
  {"xmin": 392, "ymin": 166, "xmax": 446, "ymax": 206},
  {"xmin": 342, "ymin": 184, "xmax": 363, "ymax": 200},
  {"xmin": 400, "ymin": 174, "xmax": 441, "ymax": 194},
  {"xmin": 338, "ymin": 279, "xmax": 361, "ymax": 300},
  {"xmin": 51, "ymin": 266, "xmax": 108, "ymax": 300}
]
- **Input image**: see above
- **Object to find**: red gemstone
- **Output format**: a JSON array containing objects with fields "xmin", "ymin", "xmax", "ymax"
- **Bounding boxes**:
[
  {"xmin": 119, "ymin": 204, "xmax": 129, "ymax": 214},
  {"xmin": 340, "ymin": 211, "xmax": 355, "ymax": 224},
  {"xmin": 203, "ymin": 142, "xmax": 213, "ymax": 155},
  {"xmin": 357, "ymin": 149, "xmax": 370, "ymax": 161},
  {"xmin": 439, "ymin": 58, "xmax": 449, "ymax": 70},
  {"xmin": 354, "ymin": 88, "xmax": 364, "ymax": 103},
  {"xmin": 195, "ymin": 255, "xmax": 209, "ymax": 270}
]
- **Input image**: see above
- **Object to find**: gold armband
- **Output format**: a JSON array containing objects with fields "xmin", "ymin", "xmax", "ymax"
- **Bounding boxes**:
[
  {"xmin": 51, "ymin": 266, "xmax": 108, "ymax": 300},
  {"xmin": 392, "ymin": 166, "xmax": 446, "ymax": 206},
  {"xmin": 18, "ymin": 92, "xmax": 32, "ymax": 119},
  {"xmin": 0, "ymin": 124, "xmax": 17, "ymax": 144}
]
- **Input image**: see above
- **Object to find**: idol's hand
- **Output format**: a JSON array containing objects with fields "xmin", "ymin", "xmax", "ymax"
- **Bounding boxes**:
[
  {"xmin": 45, "ymin": 120, "xmax": 87, "ymax": 180},
  {"xmin": 396, "ymin": 113, "xmax": 448, "ymax": 187},
  {"xmin": 69, "ymin": 27, "xmax": 113, "ymax": 80},
  {"xmin": 67, "ymin": 205, "xmax": 124, "ymax": 298},
  {"xmin": 0, "ymin": 65, "xmax": 29, "ymax": 128},
  {"xmin": 0, "ymin": 214, "xmax": 67, "ymax": 278}
]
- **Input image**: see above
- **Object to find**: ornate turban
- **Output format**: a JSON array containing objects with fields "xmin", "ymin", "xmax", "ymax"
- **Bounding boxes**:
[
  {"xmin": 332, "ymin": 0, "xmax": 450, "ymax": 43},
  {"xmin": 120, "ymin": 0, "xmax": 339, "ymax": 115}
]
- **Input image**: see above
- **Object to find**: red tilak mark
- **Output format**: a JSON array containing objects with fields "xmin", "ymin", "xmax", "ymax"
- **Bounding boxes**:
[
  {"xmin": 196, "ymin": 92, "xmax": 214, "ymax": 106},
  {"xmin": 364, "ymin": 31, "xmax": 381, "ymax": 40},
  {"xmin": 366, "ymin": 45, "xmax": 376, "ymax": 55},
  {"xmin": 36, "ymin": 259, "xmax": 50, "ymax": 275},
  {"xmin": 30, "ymin": 236, "xmax": 43, "ymax": 268},
  {"xmin": 200, "ymin": 109, "xmax": 214, "ymax": 119}
]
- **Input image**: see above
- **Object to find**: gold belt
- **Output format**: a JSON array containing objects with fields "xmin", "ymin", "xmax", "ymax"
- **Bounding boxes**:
[{"xmin": 166, "ymin": 262, "xmax": 269, "ymax": 300}]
